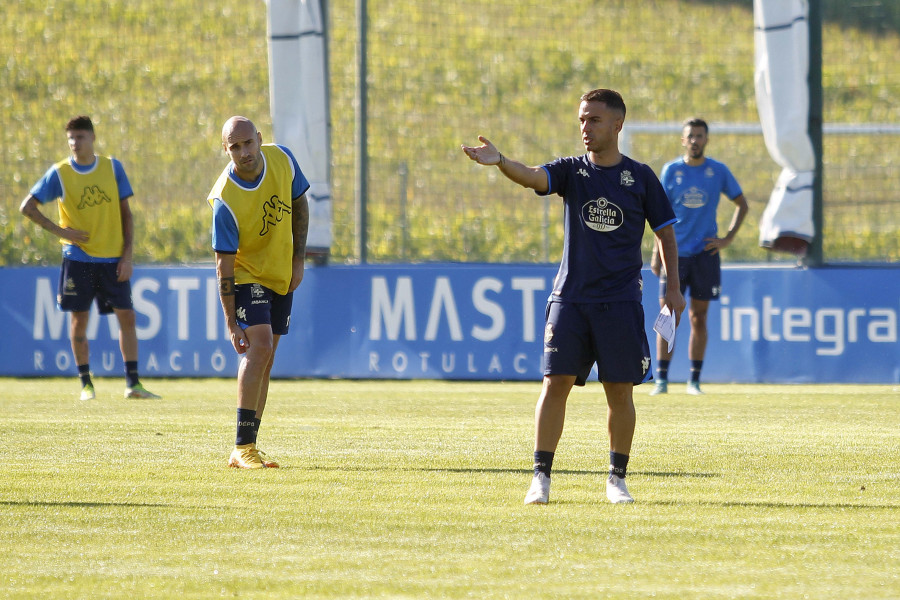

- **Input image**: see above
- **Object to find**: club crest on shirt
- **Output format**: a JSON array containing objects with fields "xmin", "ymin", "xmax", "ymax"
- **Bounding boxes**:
[
  {"xmin": 620, "ymin": 170, "xmax": 635, "ymax": 186},
  {"xmin": 582, "ymin": 197, "xmax": 624, "ymax": 232}
]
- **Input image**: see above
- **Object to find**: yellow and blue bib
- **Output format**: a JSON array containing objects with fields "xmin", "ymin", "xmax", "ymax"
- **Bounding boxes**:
[
  {"xmin": 208, "ymin": 145, "xmax": 300, "ymax": 295},
  {"xmin": 55, "ymin": 156, "xmax": 123, "ymax": 258}
]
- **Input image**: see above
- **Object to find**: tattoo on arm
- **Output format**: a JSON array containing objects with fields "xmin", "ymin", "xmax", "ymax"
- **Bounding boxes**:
[{"xmin": 219, "ymin": 276, "xmax": 235, "ymax": 297}]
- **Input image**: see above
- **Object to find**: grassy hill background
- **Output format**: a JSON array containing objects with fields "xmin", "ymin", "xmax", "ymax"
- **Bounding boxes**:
[{"xmin": 1, "ymin": 0, "xmax": 897, "ymax": 265}]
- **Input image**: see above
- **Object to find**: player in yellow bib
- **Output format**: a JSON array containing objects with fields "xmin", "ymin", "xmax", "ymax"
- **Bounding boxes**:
[
  {"xmin": 208, "ymin": 116, "xmax": 310, "ymax": 469},
  {"xmin": 20, "ymin": 116, "xmax": 160, "ymax": 401}
]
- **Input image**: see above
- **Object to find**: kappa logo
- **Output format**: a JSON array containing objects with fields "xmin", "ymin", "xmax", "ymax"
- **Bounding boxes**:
[
  {"xmin": 235, "ymin": 306, "xmax": 247, "ymax": 321},
  {"xmin": 259, "ymin": 194, "xmax": 291, "ymax": 236},
  {"xmin": 582, "ymin": 197, "xmax": 624, "ymax": 232},
  {"xmin": 78, "ymin": 185, "xmax": 112, "ymax": 209},
  {"xmin": 642, "ymin": 356, "xmax": 650, "ymax": 374},
  {"xmin": 620, "ymin": 170, "xmax": 635, "ymax": 186},
  {"xmin": 578, "ymin": 168, "xmax": 590, "ymax": 178}
]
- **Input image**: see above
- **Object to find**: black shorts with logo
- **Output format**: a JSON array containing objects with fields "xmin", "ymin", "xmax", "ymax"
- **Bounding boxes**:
[
  {"xmin": 543, "ymin": 300, "xmax": 652, "ymax": 386},
  {"xmin": 658, "ymin": 250, "xmax": 721, "ymax": 301},
  {"xmin": 235, "ymin": 283, "xmax": 293, "ymax": 336},
  {"xmin": 57, "ymin": 258, "xmax": 132, "ymax": 314}
]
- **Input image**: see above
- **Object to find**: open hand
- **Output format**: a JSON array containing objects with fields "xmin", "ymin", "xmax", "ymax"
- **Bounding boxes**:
[{"xmin": 461, "ymin": 136, "xmax": 501, "ymax": 165}]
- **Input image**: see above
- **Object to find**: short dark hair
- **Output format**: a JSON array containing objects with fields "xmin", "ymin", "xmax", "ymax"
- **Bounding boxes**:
[
  {"xmin": 580, "ymin": 89, "xmax": 626, "ymax": 117},
  {"xmin": 682, "ymin": 117, "xmax": 708, "ymax": 133},
  {"xmin": 65, "ymin": 115, "xmax": 94, "ymax": 133}
]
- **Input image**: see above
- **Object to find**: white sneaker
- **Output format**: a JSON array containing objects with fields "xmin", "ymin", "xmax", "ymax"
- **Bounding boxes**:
[
  {"xmin": 686, "ymin": 381, "xmax": 704, "ymax": 395},
  {"xmin": 524, "ymin": 472, "xmax": 551, "ymax": 505},
  {"xmin": 649, "ymin": 380, "xmax": 668, "ymax": 395},
  {"xmin": 606, "ymin": 474, "xmax": 634, "ymax": 504}
]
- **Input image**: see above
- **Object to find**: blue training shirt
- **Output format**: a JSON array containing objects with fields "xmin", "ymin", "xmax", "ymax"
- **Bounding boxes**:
[
  {"xmin": 29, "ymin": 156, "xmax": 133, "ymax": 262},
  {"xmin": 659, "ymin": 157, "xmax": 742, "ymax": 257},
  {"xmin": 538, "ymin": 154, "xmax": 677, "ymax": 303}
]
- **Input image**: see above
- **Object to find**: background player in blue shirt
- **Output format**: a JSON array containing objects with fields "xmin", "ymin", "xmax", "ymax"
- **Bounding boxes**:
[
  {"xmin": 463, "ymin": 89, "xmax": 685, "ymax": 505},
  {"xmin": 650, "ymin": 118, "xmax": 748, "ymax": 395}
]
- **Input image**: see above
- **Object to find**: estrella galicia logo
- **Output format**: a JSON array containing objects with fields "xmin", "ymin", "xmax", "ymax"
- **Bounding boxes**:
[
  {"xmin": 681, "ymin": 186, "xmax": 707, "ymax": 209},
  {"xmin": 582, "ymin": 197, "xmax": 624, "ymax": 232},
  {"xmin": 78, "ymin": 185, "xmax": 112, "ymax": 209},
  {"xmin": 259, "ymin": 194, "xmax": 291, "ymax": 236}
]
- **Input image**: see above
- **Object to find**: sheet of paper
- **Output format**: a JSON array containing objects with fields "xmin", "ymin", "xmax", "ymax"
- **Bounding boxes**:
[{"xmin": 653, "ymin": 305, "xmax": 677, "ymax": 353}]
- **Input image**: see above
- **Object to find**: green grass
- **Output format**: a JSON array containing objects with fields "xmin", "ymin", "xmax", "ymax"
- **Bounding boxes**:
[
  {"xmin": 0, "ymin": 1, "xmax": 897, "ymax": 266},
  {"xmin": 3, "ymin": 378, "xmax": 898, "ymax": 598}
]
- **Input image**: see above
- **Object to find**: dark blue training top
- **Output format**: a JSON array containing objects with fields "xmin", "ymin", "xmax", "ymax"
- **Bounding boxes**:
[{"xmin": 537, "ymin": 154, "xmax": 677, "ymax": 303}]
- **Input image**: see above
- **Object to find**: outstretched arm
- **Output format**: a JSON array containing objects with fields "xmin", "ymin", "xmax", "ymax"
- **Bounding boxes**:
[{"xmin": 461, "ymin": 136, "xmax": 548, "ymax": 193}]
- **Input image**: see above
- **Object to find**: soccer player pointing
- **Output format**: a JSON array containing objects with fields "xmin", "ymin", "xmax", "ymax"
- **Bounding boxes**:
[
  {"xmin": 209, "ymin": 116, "xmax": 310, "ymax": 469},
  {"xmin": 463, "ymin": 89, "xmax": 685, "ymax": 504}
]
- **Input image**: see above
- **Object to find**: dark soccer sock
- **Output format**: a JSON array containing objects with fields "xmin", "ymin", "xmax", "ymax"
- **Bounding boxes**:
[
  {"xmin": 533, "ymin": 451, "xmax": 554, "ymax": 478},
  {"xmin": 657, "ymin": 359, "xmax": 670, "ymax": 381},
  {"xmin": 609, "ymin": 451, "xmax": 629, "ymax": 479},
  {"xmin": 77, "ymin": 364, "xmax": 92, "ymax": 388},
  {"xmin": 253, "ymin": 417, "xmax": 261, "ymax": 442},
  {"xmin": 235, "ymin": 408, "xmax": 257, "ymax": 446},
  {"xmin": 125, "ymin": 360, "xmax": 140, "ymax": 388},
  {"xmin": 690, "ymin": 360, "xmax": 703, "ymax": 383}
]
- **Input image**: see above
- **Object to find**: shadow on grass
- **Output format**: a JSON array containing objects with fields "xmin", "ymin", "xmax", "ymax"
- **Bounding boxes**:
[
  {"xmin": 420, "ymin": 467, "xmax": 720, "ymax": 478},
  {"xmin": 0, "ymin": 500, "xmax": 201, "ymax": 509},
  {"xmin": 303, "ymin": 465, "xmax": 721, "ymax": 478},
  {"xmin": 637, "ymin": 499, "xmax": 900, "ymax": 510}
]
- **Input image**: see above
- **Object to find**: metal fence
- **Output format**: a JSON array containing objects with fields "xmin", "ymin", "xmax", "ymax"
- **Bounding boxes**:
[{"xmin": 1, "ymin": 0, "xmax": 897, "ymax": 266}]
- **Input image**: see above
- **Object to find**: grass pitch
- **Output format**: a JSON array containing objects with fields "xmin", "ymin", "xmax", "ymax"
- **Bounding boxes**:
[{"xmin": 2, "ymin": 378, "xmax": 898, "ymax": 599}]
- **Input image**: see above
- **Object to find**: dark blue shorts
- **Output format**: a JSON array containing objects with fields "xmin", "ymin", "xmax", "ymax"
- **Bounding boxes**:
[
  {"xmin": 235, "ymin": 283, "xmax": 293, "ymax": 336},
  {"xmin": 659, "ymin": 250, "xmax": 721, "ymax": 301},
  {"xmin": 543, "ymin": 300, "xmax": 652, "ymax": 386},
  {"xmin": 57, "ymin": 258, "xmax": 132, "ymax": 314}
]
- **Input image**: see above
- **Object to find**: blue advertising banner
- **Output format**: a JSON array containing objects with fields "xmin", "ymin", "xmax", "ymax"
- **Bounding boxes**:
[{"xmin": 1, "ymin": 264, "xmax": 897, "ymax": 383}]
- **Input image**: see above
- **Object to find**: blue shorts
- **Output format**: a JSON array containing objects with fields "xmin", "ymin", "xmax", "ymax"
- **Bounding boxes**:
[
  {"xmin": 659, "ymin": 250, "xmax": 721, "ymax": 301},
  {"xmin": 543, "ymin": 300, "xmax": 652, "ymax": 386},
  {"xmin": 57, "ymin": 258, "xmax": 132, "ymax": 314},
  {"xmin": 235, "ymin": 283, "xmax": 293, "ymax": 336}
]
